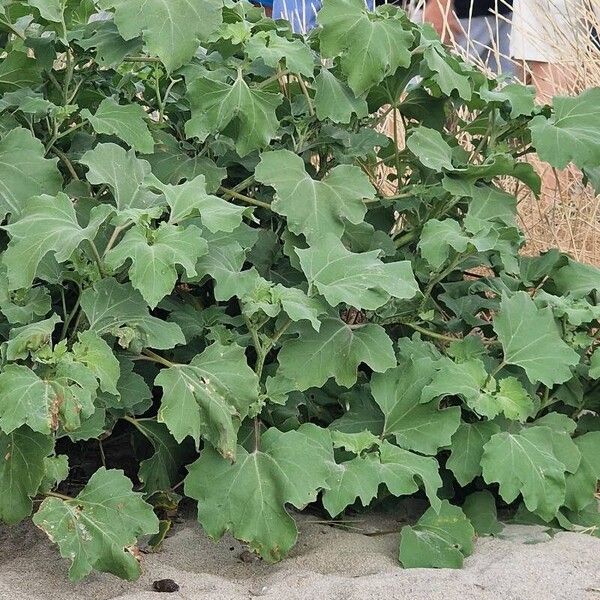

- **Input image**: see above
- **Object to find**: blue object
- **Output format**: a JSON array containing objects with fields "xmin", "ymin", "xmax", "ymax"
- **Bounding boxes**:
[{"xmin": 273, "ymin": 0, "xmax": 374, "ymax": 33}]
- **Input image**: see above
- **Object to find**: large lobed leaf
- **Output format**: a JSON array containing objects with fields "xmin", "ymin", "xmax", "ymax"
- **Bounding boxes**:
[{"xmin": 33, "ymin": 468, "xmax": 159, "ymax": 581}]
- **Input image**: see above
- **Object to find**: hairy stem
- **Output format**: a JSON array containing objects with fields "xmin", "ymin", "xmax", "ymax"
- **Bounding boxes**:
[{"xmin": 219, "ymin": 186, "xmax": 272, "ymax": 210}]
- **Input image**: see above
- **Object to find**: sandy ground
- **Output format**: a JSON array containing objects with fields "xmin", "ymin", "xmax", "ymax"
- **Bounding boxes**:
[{"xmin": 2, "ymin": 510, "xmax": 600, "ymax": 600}]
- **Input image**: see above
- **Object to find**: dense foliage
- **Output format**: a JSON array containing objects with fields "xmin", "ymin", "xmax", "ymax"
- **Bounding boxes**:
[{"xmin": 1, "ymin": 0, "xmax": 600, "ymax": 580}]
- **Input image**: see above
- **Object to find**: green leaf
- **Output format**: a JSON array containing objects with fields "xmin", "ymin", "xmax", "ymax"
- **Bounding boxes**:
[
  {"xmin": 331, "ymin": 429, "xmax": 381, "ymax": 454},
  {"xmin": 481, "ymin": 426, "xmax": 580, "ymax": 521},
  {"xmin": 276, "ymin": 285, "xmax": 328, "ymax": 331},
  {"xmin": 330, "ymin": 393, "xmax": 384, "ymax": 435},
  {"xmin": 74, "ymin": 20, "xmax": 143, "ymax": 67},
  {"xmin": 80, "ymin": 143, "xmax": 160, "ymax": 215},
  {"xmin": 553, "ymin": 260, "xmax": 600, "ymax": 298},
  {"xmin": 399, "ymin": 500, "xmax": 475, "ymax": 568},
  {"xmin": 564, "ymin": 432, "xmax": 600, "ymax": 512},
  {"xmin": 157, "ymin": 341, "xmax": 259, "ymax": 458},
  {"xmin": 407, "ymin": 127, "xmax": 454, "ymax": 171},
  {"xmin": 423, "ymin": 45, "xmax": 471, "ymax": 100},
  {"xmin": 0, "ymin": 128, "xmax": 62, "ymax": 222},
  {"xmin": 246, "ymin": 31, "xmax": 314, "ymax": 77},
  {"xmin": 185, "ymin": 424, "xmax": 336, "ymax": 562},
  {"xmin": 0, "ymin": 364, "xmax": 59, "ymax": 434},
  {"xmin": 377, "ymin": 441, "xmax": 442, "ymax": 511},
  {"xmin": 424, "ymin": 357, "xmax": 535, "ymax": 422},
  {"xmin": 142, "ymin": 131, "xmax": 225, "ymax": 192},
  {"xmin": 447, "ymin": 421, "xmax": 500, "ymax": 487},
  {"xmin": 0, "ymin": 427, "xmax": 53, "ymax": 524},
  {"xmin": 156, "ymin": 174, "xmax": 245, "ymax": 231},
  {"xmin": 29, "ymin": 0, "xmax": 64, "ymax": 22},
  {"xmin": 33, "ymin": 468, "xmax": 159, "ymax": 581},
  {"xmin": 0, "ymin": 51, "xmax": 41, "ymax": 93},
  {"xmin": 80, "ymin": 278, "xmax": 185, "ymax": 350},
  {"xmin": 99, "ymin": 0, "xmax": 222, "ymax": 72},
  {"xmin": 529, "ymin": 88, "xmax": 600, "ymax": 169},
  {"xmin": 481, "ymin": 376, "xmax": 535, "ymax": 422},
  {"xmin": 493, "ymin": 292, "xmax": 579, "ymax": 386},
  {"xmin": 462, "ymin": 490, "xmax": 503, "ymax": 536},
  {"xmin": 313, "ymin": 68, "xmax": 368, "ymax": 124},
  {"xmin": 4, "ymin": 313, "xmax": 60, "ymax": 360},
  {"xmin": 443, "ymin": 178, "xmax": 517, "ymax": 230},
  {"xmin": 479, "ymin": 83, "xmax": 536, "ymax": 118},
  {"xmin": 590, "ymin": 347, "xmax": 600, "ymax": 379},
  {"xmin": 297, "ymin": 235, "xmax": 417, "ymax": 310},
  {"xmin": 372, "ymin": 358, "xmax": 461, "ymax": 455},
  {"xmin": 318, "ymin": 0, "xmax": 414, "ymax": 95},
  {"xmin": 71, "ymin": 330, "xmax": 120, "ymax": 396},
  {"xmin": 104, "ymin": 358, "xmax": 152, "ymax": 415},
  {"xmin": 40, "ymin": 454, "xmax": 70, "ymax": 494},
  {"xmin": 418, "ymin": 219, "xmax": 469, "ymax": 269},
  {"xmin": 277, "ymin": 318, "xmax": 395, "ymax": 390},
  {"xmin": 135, "ymin": 419, "xmax": 193, "ymax": 493},
  {"xmin": 186, "ymin": 74, "xmax": 282, "ymax": 156},
  {"xmin": 0, "ymin": 267, "xmax": 51, "ymax": 324},
  {"xmin": 105, "ymin": 222, "xmax": 208, "ymax": 309},
  {"xmin": 240, "ymin": 276, "xmax": 327, "ymax": 329},
  {"xmin": 255, "ymin": 149, "xmax": 374, "ymax": 244},
  {"xmin": 322, "ymin": 454, "xmax": 380, "ymax": 516},
  {"xmin": 193, "ymin": 226, "xmax": 258, "ymax": 301},
  {"xmin": 2, "ymin": 193, "xmax": 111, "ymax": 290},
  {"xmin": 81, "ymin": 98, "xmax": 154, "ymax": 153}
]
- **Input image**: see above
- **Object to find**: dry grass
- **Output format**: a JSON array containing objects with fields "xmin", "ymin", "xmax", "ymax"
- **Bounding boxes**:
[{"xmin": 380, "ymin": 1, "xmax": 600, "ymax": 265}]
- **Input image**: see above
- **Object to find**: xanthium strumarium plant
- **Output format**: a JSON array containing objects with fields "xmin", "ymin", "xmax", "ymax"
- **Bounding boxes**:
[{"xmin": 1, "ymin": 0, "xmax": 600, "ymax": 580}]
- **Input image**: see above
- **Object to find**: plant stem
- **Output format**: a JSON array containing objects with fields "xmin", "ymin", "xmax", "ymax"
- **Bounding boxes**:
[
  {"xmin": 98, "ymin": 439, "xmax": 106, "ymax": 468},
  {"xmin": 87, "ymin": 240, "xmax": 105, "ymax": 277},
  {"xmin": 253, "ymin": 416, "xmax": 261, "ymax": 452},
  {"xmin": 63, "ymin": 50, "xmax": 74, "ymax": 107},
  {"xmin": 230, "ymin": 175, "xmax": 256, "ymax": 195},
  {"xmin": 419, "ymin": 252, "xmax": 471, "ymax": 311},
  {"xmin": 60, "ymin": 295, "xmax": 81, "ymax": 340},
  {"xmin": 297, "ymin": 75, "xmax": 314, "ymax": 116},
  {"xmin": 157, "ymin": 77, "xmax": 181, "ymax": 124},
  {"xmin": 142, "ymin": 349, "xmax": 176, "ymax": 368},
  {"xmin": 44, "ymin": 490, "xmax": 73, "ymax": 502},
  {"xmin": 50, "ymin": 146, "xmax": 79, "ymax": 180},
  {"xmin": 122, "ymin": 414, "xmax": 145, "ymax": 434},
  {"xmin": 256, "ymin": 69, "xmax": 290, "ymax": 89},
  {"xmin": 123, "ymin": 56, "xmax": 161, "ymax": 63},
  {"xmin": 394, "ymin": 229, "xmax": 418, "ymax": 248},
  {"xmin": 405, "ymin": 323, "xmax": 458, "ymax": 343},
  {"xmin": 484, "ymin": 360, "xmax": 507, "ymax": 387},
  {"xmin": 219, "ymin": 186, "xmax": 272, "ymax": 210},
  {"xmin": 103, "ymin": 222, "xmax": 133, "ymax": 256}
]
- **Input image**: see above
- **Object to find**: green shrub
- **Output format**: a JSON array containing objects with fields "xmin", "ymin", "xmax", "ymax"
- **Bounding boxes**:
[{"xmin": 1, "ymin": 0, "xmax": 600, "ymax": 579}]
